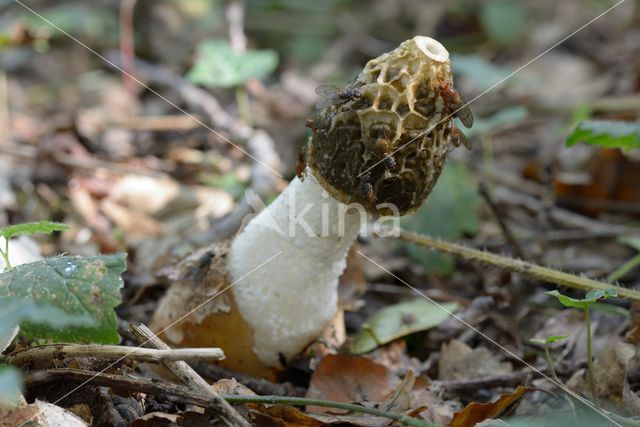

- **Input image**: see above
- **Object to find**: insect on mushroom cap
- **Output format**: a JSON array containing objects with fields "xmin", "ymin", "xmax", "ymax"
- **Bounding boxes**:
[{"xmin": 306, "ymin": 36, "xmax": 470, "ymax": 216}]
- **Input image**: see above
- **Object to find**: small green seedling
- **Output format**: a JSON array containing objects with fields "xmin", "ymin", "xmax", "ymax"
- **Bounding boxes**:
[
  {"xmin": 546, "ymin": 289, "xmax": 618, "ymax": 406},
  {"xmin": 0, "ymin": 221, "xmax": 69, "ymax": 271},
  {"xmin": 529, "ymin": 334, "xmax": 568, "ymax": 385}
]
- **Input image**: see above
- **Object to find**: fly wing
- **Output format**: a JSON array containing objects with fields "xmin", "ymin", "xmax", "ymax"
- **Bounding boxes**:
[
  {"xmin": 454, "ymin": 94, "xmax": 474, "ymax": 128},
  {"xmin": 315, "ymin": 84, "xmax": 342, "ymax": 109}
]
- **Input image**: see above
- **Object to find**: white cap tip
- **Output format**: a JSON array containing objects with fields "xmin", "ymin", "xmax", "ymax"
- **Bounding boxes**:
[{"xmin": 414, "ymin": 36, "xmax": 449, "ymax": 63}]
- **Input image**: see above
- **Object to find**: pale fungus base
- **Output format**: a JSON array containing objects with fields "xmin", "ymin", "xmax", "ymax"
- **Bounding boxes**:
[
  {"xmin": 150, "ymin": 241, "xmax": 275, "ymax": 379},
  {"xmin": 307, "ymin": 35, "xmax": 462, "ymax": 215}
]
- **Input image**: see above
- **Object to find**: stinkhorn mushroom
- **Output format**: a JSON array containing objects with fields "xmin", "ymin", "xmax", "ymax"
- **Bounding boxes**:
[{"xmin": 151, "ymin": 35, "xmax": 471, "ymax": 377}]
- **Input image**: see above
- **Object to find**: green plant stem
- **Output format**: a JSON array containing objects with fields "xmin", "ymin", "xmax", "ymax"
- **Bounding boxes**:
[
  {"xmin": 221, "ymin": 395, "xmax": 433, "ymax": 427},
  {"xmin": 543, "ymin": 345, "xmax": 560, "ymax": 384},
  {"xmin": 584, "ymin": 306, "xmax": 598, "ymax": 407},
  {"xmin": 0, "ymin": 237, "xmax": 11, "ymax": 270},
  {"xmin": 235, "ymin": 86, "xmax": 253, "ymax": 126},
  {"xmin": 395, "ymin": 230, "xmax": 640, "ymax": 301},
  {"xmin": 607, "ymin": 253, "xmax": 640, "ymax": 283}
]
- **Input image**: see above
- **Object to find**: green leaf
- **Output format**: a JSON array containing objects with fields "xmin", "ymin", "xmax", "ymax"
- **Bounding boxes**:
[
  {"xmin": 0, "ymin": 366, "xmax": 22, "ymax": 406},
  {"xmin": 546, "ymin": 288, "xmax": 617, "ymax": 309},
  {"xmin": 566, "ymin": 121, "xmax": 640, "ymax": 151},
  {"xmin": 480, "ymin": 0, "xmax": 524, "ymax": 45},
  {"xmin": 0, "ymin": 297, "xmax": 93, "ymax": 345},
  {"xmin": 187, "ymin": 40, "xmax": 279, "ymax": 88},
  {"xmin": 529, "ymin": 334, "xmax": 568, "ymax": 346},
  {"xmin": 22, "ymin": 3, "xmax": 118, "ymax": 41},
  {"xmin": 0, "ymin": 221, "xmax": 69, "ymax": 240},
  {"xmin": 401, "ymin": 163, "xmax": 482, "ymax": 275},
  {"xmin": 0, "ymin": 254, "xmax": 126, "ymax": 344},
  {"xmin": 351, "ymin": 299, "xmax": 459, "ymax": 354}
]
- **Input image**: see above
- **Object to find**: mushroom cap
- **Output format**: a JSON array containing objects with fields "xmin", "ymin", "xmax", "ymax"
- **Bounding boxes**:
[{"xmin": 306, "ymin": 36, "xmax": 468, "ymax": 216}]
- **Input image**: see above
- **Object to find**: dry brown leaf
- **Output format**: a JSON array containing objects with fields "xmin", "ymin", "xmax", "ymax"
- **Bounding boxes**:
[
  {"xmin": 211, "ymin": 378, "xmax": 257, "ymax": 396},
  {"xmin": 566, "ymin": 341, "xmax": 635, "ymax": 407},
  {"xmin": 554, "ymin": 147, "xmax": 640, "ymax": 218},
  {"xmin": 439, "ymin": 340, "xmax": 512, "ymax": 381},
  {"xmin": 411, "ymin": 385, "xmax": 460, "ymax": 426},
  {"xmin": 448, "ymin": 386, "xmax": 530, "ymax": 427},
  {"xmin": 307, "ymin": 310, "xmax": 346, "ymax": 360},
  {"xmin": 306, "ymin": 354, "xmax": 397, "ymax": 414}
]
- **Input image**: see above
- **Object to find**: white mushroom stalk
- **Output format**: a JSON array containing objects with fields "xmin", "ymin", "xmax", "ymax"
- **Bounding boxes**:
[
  {"xmin": 152, "ymin": 35, "xmax": 472, "ymax": 375},
  {"xmin": 229, "ymin": 173, "xmax": 364, "ymax": 367}
]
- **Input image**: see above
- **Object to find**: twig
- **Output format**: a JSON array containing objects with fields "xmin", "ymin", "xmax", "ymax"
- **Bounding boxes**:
[
  {"xmin": 0, "ymin": 142, "xmax": 166, "ymax": 177},
  {"xmin": 23, "ymin": 368, "xmax": 433, "ymax": 427},
  {"xmin": 478, "ymin": 182, "xmax": 527, "ymax": 259},
  {"xmin": 395, "ymin": 230, "xmax": 640, "ymax": 301},
  {"xmin": 0, "ymin": 71, "xmax": 9, "ymax": 144},
  {"xmin": 8, "ymin": 344, "xmax": 224, "ymax": 366},
  {"xmin": 128, "ymin": 323, "xmax": 250, "ymax": 427},
  {"xmin": 120, "ymin": 115, "xmax": 200, "ymax": 131},
  {"xmin": 226, "ymin": 0, "xmax": 247, "ymax": 53},
  {"xmin": 226, "ymin": 0, "xmax": 252, "ymax": 125},
  {"xmin": 105, "ymin": 52, "xmax": 253, "ymax": 141},
  {"xmin": 119, "ymin": 0, "xmax": 138, "ymax": 96}
]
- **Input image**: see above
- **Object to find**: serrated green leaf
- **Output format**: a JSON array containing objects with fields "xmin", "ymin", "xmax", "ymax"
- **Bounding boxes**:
[
  {"xmin": 529, "ymin": 334, "xmax": 568, "ymax": 346},
  {"xmin": 480, "ymin": 0, "xmax": 524, "ymax": 45},
  {"xmin": 187, "ymin": 39, "xmax": 278, "ymax": 88},
  {"xmin": 0, "ymin": 221, "xmax": 69, "ymax": 240},
  {"xmin": 567, "ymin": 121, "xmax": 640, "ymax": 151},
  {"xmin": 0, "ymin": 254, "xmax": 126, "ymax": 344},
  {"xmin": 546, "ymin": 288, "xmax": 617, "ymax": 309},
  {"xmin": 401, "ymin": 163, "xmax": 482, "ymax": 275},
  {"xmin": 351, "ymin": 299, "xmax": 459, "ymax": 354},
  {"xmin": 0, "ymin": 366, "xmax": 22, "ymax": 406}
]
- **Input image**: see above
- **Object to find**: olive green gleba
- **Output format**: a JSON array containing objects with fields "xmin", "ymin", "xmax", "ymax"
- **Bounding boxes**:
[{"xmin": 307, "ymin": 35, "xmax": 473, "ymax": 215}]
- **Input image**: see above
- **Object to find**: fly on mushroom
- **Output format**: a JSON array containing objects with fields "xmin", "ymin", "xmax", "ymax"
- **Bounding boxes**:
[
  {"xmin": 367, "ymin": 123, "xmax": 397, "ymax": 172},
  {"xmin": 439, "ymin": 81, "xmax": 474, "ymax": 129},
  {"xmin": 358, "ymin": 171, "xmax": 376, "ymax": 205},
  {"xmin": 315, "ymin": 84, "xmax": 361, "ymax": 109}
]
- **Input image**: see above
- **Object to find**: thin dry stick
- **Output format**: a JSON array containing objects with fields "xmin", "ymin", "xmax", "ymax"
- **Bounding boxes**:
[
  {"xmin": 395, "ymin": 230, "xmax": 640, "ymax": 301},
  {"xmin": 119, "ymin": 0, "xmax": 138, "ymax": 96},
  {"xmin": 9, "ymin": 344, "xmax": 224, "ymax": 366},
  {"xmin": 128, "ymin": 323, "xmax": 250, "ymax": 427}
]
